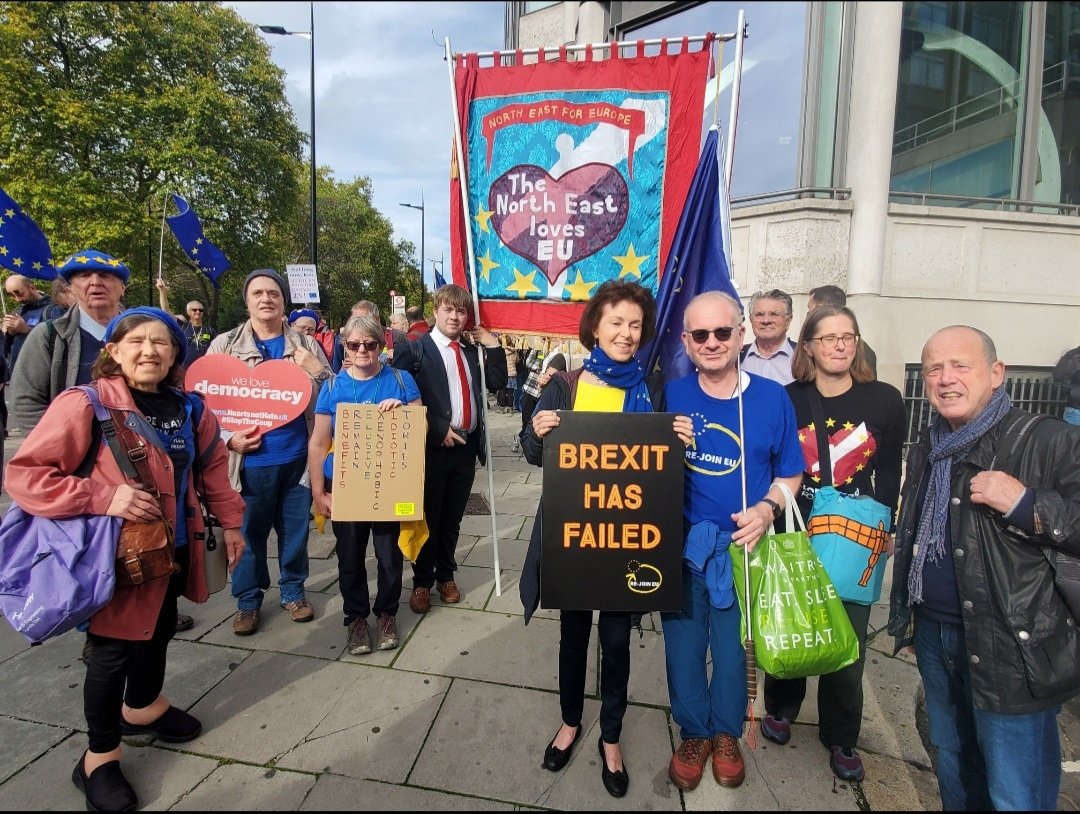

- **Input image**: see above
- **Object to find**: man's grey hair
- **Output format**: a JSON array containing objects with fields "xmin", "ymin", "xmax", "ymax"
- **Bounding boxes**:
[
  {"xmin": 351, "ymin": 300, "xmax": 380, "ymax": 318},
  {"xmin": 748, "ymin": 289, "xmax": 793, "ymax": 316}
]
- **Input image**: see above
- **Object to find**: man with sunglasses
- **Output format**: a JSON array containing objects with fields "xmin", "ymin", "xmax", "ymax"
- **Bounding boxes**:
[
  {"xmin": 391, "ymin": 284, "xmax": 506, "ymax": 613},
  {"xmin": 740, "ymin": 289, "xmax": 796, "ymax": 385},
  {"xmin": 662, "ymin": 291, "xmax": 803, "ymax": 793}
]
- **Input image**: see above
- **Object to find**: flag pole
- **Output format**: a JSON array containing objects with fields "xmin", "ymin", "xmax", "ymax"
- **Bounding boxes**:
[
  {"xmin": 446, "ymin": 36, "xmax": 503, "ymax": 597},
  {"xmin": 725, "ymin": 9, "xmax": 746, "ymax": 188},
  {"xmin": 157, "ymin": 191, "xmax": 170, "ymax": 284}
]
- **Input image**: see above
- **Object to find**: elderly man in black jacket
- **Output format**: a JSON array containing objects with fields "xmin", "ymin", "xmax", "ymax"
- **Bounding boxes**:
[{"xmin": 889, "ymin": 325, "xmax": 1080, "ymax": 811}]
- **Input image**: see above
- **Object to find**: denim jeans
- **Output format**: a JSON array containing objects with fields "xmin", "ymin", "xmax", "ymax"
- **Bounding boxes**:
[
  {"xmin": 233, "ymin": 457, "xmax": 311, "ymax": 610},
  {"xmin": 660, "ymin": 566, "xmax": 746, "ymax": 740},
  {"xmin": 914, "ymin": 611, "xmax": 1061, "ymax": 811}
]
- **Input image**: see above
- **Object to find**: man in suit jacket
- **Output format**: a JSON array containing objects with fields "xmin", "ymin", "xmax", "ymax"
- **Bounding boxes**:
[{"xmin": 392, "ymin": 284, "xmax": 507, "ymax": 612}]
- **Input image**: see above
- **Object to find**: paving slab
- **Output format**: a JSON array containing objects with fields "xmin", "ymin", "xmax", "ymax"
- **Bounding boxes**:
[
  {"xmin": 0, "ymin": 717, "xmax": 72, "ymax": 784},
  {"xmin": 171, "ymin": 761, "xmax": 318, "ymax": 810},
  {"xmin": 200, "ymin": 592, "xmax": 346, "ymax": 661},
  {"xmin": 0, "ymin": 631, "xmax": 104, "ymax": 730},
  {"xmin": 300, "ymin": 772, "xmax": 511, "ymax": 810},
  {"xmin": 0, "ymin": 615, "xmax": 30, "ymax": 664},
  {"xmin": 464, "ymin": 534, "xmax": 529, "ymax": 571}
]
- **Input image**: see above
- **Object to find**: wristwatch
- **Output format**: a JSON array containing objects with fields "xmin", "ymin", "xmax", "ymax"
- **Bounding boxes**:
[{"xmin": 761, "ymin": 497, "xmax": 782, "ymax": 520}]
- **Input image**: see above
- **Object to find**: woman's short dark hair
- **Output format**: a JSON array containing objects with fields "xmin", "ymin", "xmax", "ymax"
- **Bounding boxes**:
[
  {"xmin": 92, "ymin": 314, "xmax": 186, "ymax": 389},
  {"xmin": 577, "ymin": 280, "xmax": 657, "ymax": 350},
  {"xmin": 791, "ymin": 304, "xmax": 874, "ymax": 384}
]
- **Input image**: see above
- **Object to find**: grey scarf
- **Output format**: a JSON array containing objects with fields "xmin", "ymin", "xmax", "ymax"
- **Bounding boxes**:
[{"xmin": 908, "ymin": 388, "xmax": 1012, "ymax": 605}]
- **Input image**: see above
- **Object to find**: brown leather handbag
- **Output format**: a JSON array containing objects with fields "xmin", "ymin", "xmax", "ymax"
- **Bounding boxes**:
[{"xmin": 99, "ymin": 405, "xmax": 179, "ymax": 589}]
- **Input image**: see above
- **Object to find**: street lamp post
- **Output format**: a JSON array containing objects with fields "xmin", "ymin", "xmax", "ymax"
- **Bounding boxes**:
[
  {"xmin": 259, "ymin": 3, "xmax": 317, "ymax": 270},
  {"xmin": 400, "ymin": 192, "xmax": 425, "ymax": 311}
]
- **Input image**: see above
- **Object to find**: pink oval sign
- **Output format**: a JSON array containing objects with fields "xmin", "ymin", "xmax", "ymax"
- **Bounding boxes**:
[{"xmin": 184, "ymin": 355, "xmax": 312, "ymax": 434}]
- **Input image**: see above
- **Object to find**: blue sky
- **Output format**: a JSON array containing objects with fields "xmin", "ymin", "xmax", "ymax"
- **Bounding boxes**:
[{"xmin": 228, "ymin": 1, "xmax": 506, "ymax": 287}]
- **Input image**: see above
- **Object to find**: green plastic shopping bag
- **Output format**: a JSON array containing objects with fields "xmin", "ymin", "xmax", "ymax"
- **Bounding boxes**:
[{"xmin": 731, "ymin": 487, "xmax": 859, "ymax": 679}]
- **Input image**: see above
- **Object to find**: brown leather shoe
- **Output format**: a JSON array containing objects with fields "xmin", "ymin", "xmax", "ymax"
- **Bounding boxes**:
[
  {"xmin": 409, "ymin": 586, "xmax": 431, "ymax": 614},
  {"xmin": 669, "ymin": 737, "xmax": 712, "ymax": 791},
  {"xmin": 711, "ymin": 733, "xmax": 745, "ymax": 787},
  {"xmin": 436, "ymin": 580, "xmax": 461, "ymax": 603}
]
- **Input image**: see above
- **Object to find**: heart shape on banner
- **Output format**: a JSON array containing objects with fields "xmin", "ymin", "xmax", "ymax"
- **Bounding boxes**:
[
  {"xmin": 489, "ymin": 163, "xmax": 629, "ymax": 284},
  {"xmin": 184, "ymin": 356, "xmax": 312, "ymax": 434}
]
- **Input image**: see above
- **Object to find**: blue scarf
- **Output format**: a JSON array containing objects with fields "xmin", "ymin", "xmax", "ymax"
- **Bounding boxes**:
[
  {"xmin": 908, "ymin": 388, "xmax": 1012, "ymax": 605},
  {"xmin": 581, "ymin": 347, "xmax": 653, "ymax": 413}
]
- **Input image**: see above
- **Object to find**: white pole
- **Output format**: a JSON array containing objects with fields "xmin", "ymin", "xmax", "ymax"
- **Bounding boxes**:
[
  {"xmin": 157, "ymin": 191, "xmax": 170, "ymax": 283},
  {"xmin": 445, "ymin": 37, "xmax": 503, "ymax": 597},
  {"xmin": 725, "ymin": 9, "xmax": 746, "ymax": 189}
]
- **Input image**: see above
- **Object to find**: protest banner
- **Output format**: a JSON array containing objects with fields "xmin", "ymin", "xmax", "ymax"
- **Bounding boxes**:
[
  {"xmin": 286, "ymin": 263, "xmax": 320, "ymax": 304},
  {"xmin": 183, "ymin": 356, "xmax": 311, "ymax": 433},
  {"xmin": 541, "ymin": 411, "xmax": 683, "ymax": 611},
  {"xmin": 330, "ymin": 404, "xmax": 426, "ymax": 522}
]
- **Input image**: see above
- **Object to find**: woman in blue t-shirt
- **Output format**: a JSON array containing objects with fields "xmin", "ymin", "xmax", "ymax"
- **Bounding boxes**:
[{"xmin": 308, "ymin": 315, "xmax": 420, "ymax": 657}]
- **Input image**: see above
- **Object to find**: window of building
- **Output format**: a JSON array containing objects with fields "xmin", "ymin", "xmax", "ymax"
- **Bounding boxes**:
[{"xmin": 1038, "ymin": 0, "xmax": 1080, "ymax": 207}]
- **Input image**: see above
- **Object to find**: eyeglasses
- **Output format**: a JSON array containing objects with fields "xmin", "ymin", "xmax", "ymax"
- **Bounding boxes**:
[
  {"xmin": 345, "ymin": 339, "xmax": 382, "ymax": 353},
  {"xmin": 189, "ymin": 308, "xmax": 204, "ymax": 313},
  {"xmin": 687, "ymin": 326, "xmax": 737, "ymax": 344},
  {"xmin": 811, "ymin": 333, "xmax": 859, "ymax": 348}
]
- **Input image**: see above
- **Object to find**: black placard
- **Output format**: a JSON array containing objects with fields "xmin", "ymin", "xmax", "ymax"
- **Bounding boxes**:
[{"xmin": 540, "ymin": 412, "xmax": 684, "ymax": 611}]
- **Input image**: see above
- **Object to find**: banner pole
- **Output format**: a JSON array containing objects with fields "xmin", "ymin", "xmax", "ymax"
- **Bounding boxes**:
[
  {"xmin": 157, "ymin": 191, "xmax": 169, "ymax": 284},
  {"xmin": 724, "ymin": 9, "xmax": 746, "ymax": 189},
  {"xmin": 446, "ymin": 36, "xmax": 504, "ymax": 597}
]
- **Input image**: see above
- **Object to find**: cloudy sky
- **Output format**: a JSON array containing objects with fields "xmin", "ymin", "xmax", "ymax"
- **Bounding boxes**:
[{"xmin": 227, "ymin": 1, "xmax": 506, "ymax": 289}]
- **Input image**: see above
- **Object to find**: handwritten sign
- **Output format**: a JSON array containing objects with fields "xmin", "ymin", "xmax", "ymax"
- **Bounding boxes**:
[
  {"xmin": 331, "ymin": 404, "xmax": 426, "ymax": 521},
  {"xmin": 183, "ymin": 356, "xmax": 311, "ymax": 433},
  {"xmin": 541, "ymin": 412, "xmax": 683, "ymax": 612},
  {"xmin": 286, "ymin": 263, "xmax": 320, "ymax": 303}
]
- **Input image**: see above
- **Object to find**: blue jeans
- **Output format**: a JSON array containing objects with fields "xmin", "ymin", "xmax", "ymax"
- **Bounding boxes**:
[
  {"xmin": 914, "ymin": 612, "xmax": 1061, "ymax": 811},
  {"xmin": 660, "ymin": 567, "xmax": 746, "ymax": 740},
  {"xmin": 233, "ymin": 457, "xmax": 312, "ymax": 610},
  {"xmin": 1063, "ymin": 406, "xmax": 1080, "ymax": 426}
]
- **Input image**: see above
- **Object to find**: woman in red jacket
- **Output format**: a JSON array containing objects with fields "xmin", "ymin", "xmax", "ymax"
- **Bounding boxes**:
[{"xmin": 6, "ymin": 307, "xmax": 246, "ymax": 812}]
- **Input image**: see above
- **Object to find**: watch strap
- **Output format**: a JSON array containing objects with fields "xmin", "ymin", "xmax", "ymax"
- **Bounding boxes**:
[{"xmin": 762, "ymin": 497, "xmax": 782, "ymax": 519}]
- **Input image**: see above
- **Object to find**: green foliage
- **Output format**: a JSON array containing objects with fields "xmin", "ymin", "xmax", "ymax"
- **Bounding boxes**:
[{"xmin": 0, "ymin": 0, "xmax": 305, "ymax": 324}]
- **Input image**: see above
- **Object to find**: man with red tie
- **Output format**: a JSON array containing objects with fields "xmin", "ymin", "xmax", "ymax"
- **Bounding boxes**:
[{"xmin": 392, "ymin": 284, "xmax": 507, "ymax": 612}]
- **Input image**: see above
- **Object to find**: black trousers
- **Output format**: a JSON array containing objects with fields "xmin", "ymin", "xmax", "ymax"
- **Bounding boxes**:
[
  {"xmin": 332, "ymin": 519, "xmax": 402, "ymax": 621},
  {"xmin": 412, "ymin": 435, "xmax": 478, "ymax": 588},
  {"xmin": 83, "ymin": 546, "xmax": 187, "ymax": 753},
  {"xmin": 558, "ymin": 610, "xmax": 632, "ymax": 744},
  {"xmin": 763, "ymin": 600, "xmax": 872, "ymax": 748}
]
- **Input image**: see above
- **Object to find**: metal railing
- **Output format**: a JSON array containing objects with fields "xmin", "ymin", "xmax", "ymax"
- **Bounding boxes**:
[
  {"xmin": 888, "ymin": 190, "xmax": 1080, "ymax": 215},
  {"xmin": 731, "ymin": 187, "xmax": 852, "ymax": 208},
  {"xmin": 902, "ymin": 364, "xmax": 1068, "ymax": 447}
]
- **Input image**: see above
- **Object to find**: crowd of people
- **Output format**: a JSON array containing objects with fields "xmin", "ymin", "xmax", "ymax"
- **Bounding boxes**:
[{"xmin": 0, "ymin": 253, "xmax": 1077, "ymax": 812}]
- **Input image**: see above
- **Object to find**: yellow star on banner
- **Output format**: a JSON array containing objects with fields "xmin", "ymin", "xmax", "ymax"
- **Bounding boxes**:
[
  {"xmin": 195, "ymin": 237, "xmax": 203, "ymax": 245},
  {"xmin": 798, "ymin": 431, "xmax": 806, "ymax": 443},
  {"xmin": 856, "ymin": 463, "xmax": 865, "ymax": 472},
  {"xmin": 31, "ymin": 261, "xmax": 42, "ymax": 271},
  {"xmin": 807, "ymin": 422, "xmax": 815, "ymax": 431},
  {"xmin": 474, "ymin": 206, "xmax": 494, "ymax": 234},
  {"xmin": 614, "ymin": 244, "xmax": 648, "ymax": 279},
  {"xmin": 811, "ymin": 474, "xmax": 821, "ymax": 483},
  {"xmin": 0, "ymin": 246, "xmax": 7, "ymax": 256},
  {"xmin": 825, "ymin": 417, "xmax": 836, "ymax": 428},
  {"xmin": 506, "ymin": 267, "xmax": 540, "ymax": 299},
  {"xmin": 842, "ymin": 421, "xmax": 855, "ymax": 431},
  {"xmin": 191, "ymin": 246, "xmax": 199, "ymax": 255},
  {"xmin": 107, "ymin": 258, "xmax": 121, "ymax": 266},
  {"xmin": 3, "ymin": 208, "xmax": 13, "ymax": 217},
  {"xmin": 564, "ymin": 270, "xmax": 597, "ymax": 301},
  {"xmin": 11, "ymin": 257, "xmax": 22, "ymax": 267},
  {"xmin": 863, "ymin": 449, "xmax": 873, "ymax": 458},
  {"xmin": 75, "ymin": 255, "xmax": 90, "ymax": 264},
  {"xmin": 478, "ymin": 250, "xmax": 499, "ymax": 284}
]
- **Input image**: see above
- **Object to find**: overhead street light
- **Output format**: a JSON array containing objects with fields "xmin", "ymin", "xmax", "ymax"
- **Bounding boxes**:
[
  {"xmin": 258, "ymin": 5, "xmax": 318, "ymax": 272},
  {"xmin": 400, "ymin": 193, "xmax": 425, "ymax": 311}
]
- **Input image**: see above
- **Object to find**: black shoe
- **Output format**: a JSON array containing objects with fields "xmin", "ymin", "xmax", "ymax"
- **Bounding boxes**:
[
  {"xmin": 120, "ymin": 705, "xmax": 201, "ymax": 743},
  {"xmin": 598, "ymin": 736, "xmax": 629, "ymax": 798},
  {"xmin": 175, "ymin": 613, "xmax": 194, "ymax": 633},
  {"xmin": 542, "ymin": 724, "xmax": 581, "ymax": 771},
  {"xmin": 72, "ymin": 753, "xmax": 137, "ymax": 811}
]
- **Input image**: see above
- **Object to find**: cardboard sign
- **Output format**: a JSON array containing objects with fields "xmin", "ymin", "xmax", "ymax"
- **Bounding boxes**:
[
  {"xmin": 541, "ymin": 412, "xmax": 684, "ymax": 612},
  {"xmin": 286, "ymin": 263, "xmax": 320, "ymax": 303},
  {"xmin": 331, "ymin": 404, "xmax": 427, "ymax": 521},
  {"xmin": 184, "ymin": 356, "xmax": 312, "ymax": 433}
]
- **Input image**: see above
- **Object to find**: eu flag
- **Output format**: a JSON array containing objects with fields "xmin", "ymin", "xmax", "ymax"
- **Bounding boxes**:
[
  {"xmin": 165, "ymin": 193, "xmax": 231, "ymax": 288},
  {"xmin": 0, "ymin": 188, "xmax": 56, "ymax": 280},
  {"xmin": 636, "ymin": 127, "xmax": 741, "ymax": 382},
  {"xmin": 433, "ymin": 262, "xmax": 447, "ymax": 290}
]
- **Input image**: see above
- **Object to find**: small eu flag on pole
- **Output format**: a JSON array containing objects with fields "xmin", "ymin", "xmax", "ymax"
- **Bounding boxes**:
[
  {"xmin": 0, "ymin": 187, "xmax": 57, "ymax": 280},
  {"xmin": 165, "ymin": 193, "xmax": 231, "ymax": 288},
  {"xmin": 433, "ymin": 261, "xmax": 447, "ymax": 290},
  {"xmin": 636, "ymin": 127, "xmax": 741, "ymax": 382}
]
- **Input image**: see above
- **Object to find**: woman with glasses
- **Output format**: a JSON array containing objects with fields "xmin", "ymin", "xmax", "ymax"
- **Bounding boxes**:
[
  {"xmin": 307, "ymin": 315, "xmax": 421, "ymax": 656},
  {"xmin": 519, "ymin": 280, "xmax": 693, "ymax": 799},
  {"xmin": 759, "ymin": 304, "xmax": 905, "ymax": 784}
]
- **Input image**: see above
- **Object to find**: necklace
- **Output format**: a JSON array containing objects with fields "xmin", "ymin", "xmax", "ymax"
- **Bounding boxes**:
[{"xmin": 346, "ymin": 366, "xmax": 383, "ymax": 405}]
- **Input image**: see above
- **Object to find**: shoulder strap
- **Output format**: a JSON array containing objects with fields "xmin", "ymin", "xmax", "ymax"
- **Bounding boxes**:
[
  {"xmin": 74, "ymin": 385, "xmax": 142, "ymax": 485},
  {"xmin": 413, "ymin": 336, "xmax": 425, "ymax": 375},
  {"xmin": 990, "ymin": 412, "xmax": 1050, "ymax": 474},
  {"xmin": 222, "ymin": 326, "xmax": 241, "ymax": 355},
  {"xmin": 391, "ymin": 366, "xmax": 406, "ymax": 395},
  {"xmin": 806, "ymin": 386, "xmax": 833, "ymax": 486}
]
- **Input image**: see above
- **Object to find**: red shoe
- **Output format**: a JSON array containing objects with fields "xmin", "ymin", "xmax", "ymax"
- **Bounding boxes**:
[
  {"xmin": 668, "ymin": 737, "xmax": 712, "ymax": 791},
  {"xmin": 711, "ymin": 733, "xmax": 745, "ymax": 787}
]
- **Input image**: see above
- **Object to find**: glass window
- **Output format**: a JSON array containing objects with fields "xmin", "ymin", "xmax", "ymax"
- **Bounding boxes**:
[
  {"xmin": 1037, "ymin": 0, "xmax": 1080, "ymax": 206},
  {"xmin": 892, "ymin": 2, "xmax": 1029, "ymax": 205},
  {"xmin": 623, "ymin": 2, "xmax": 809, "ymax": 199}
]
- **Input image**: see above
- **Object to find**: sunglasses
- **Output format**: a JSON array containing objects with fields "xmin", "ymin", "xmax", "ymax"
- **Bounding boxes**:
[
  {"xmin": 345, "ymin": 339, "xmax": 382, "ymax": 353},
  {"xmin": 687, "ymin": 326, "xmax": 736, "ymax": 344}
]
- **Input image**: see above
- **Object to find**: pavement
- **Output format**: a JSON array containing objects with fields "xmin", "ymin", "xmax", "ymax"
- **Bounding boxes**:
[{"xmin": 0, "ymin": 407, "xmax": 1076, "ymax": 811}]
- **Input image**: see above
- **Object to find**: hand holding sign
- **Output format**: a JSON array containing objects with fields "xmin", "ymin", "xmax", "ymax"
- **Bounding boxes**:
[{"xmin": 184, "ymin": 356, "xmax": 313, "ymax": 434}]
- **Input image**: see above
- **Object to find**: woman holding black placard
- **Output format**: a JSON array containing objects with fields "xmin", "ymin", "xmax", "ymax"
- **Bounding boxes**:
[{"xmin": 519, "ymin": 280, "xmax": 692, "ymax": 799}]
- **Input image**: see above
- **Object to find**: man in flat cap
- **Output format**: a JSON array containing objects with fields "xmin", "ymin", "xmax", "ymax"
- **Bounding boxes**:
[{"xmin": 10, "ymin": 249, "xmax": 129, "ymax": 431}]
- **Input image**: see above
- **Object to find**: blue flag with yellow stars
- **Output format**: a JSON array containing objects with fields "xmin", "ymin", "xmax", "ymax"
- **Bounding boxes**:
[
  {"xmin": 636, "ymin": 127, "xmax": 742, "ymax": 382},
  {"xmin": 165, "ymin": 193, "xmax": 231, "ymax": 288},
  {"xmin": 0, "ymin": 187, "xmax": 56, "ymax": 280}
]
